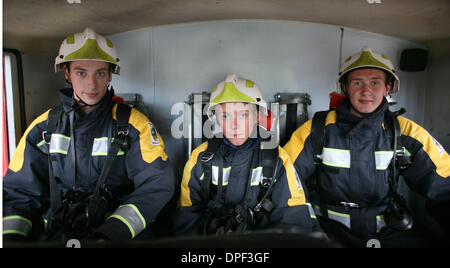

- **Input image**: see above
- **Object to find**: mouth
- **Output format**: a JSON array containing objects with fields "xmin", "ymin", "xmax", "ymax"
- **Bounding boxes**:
[
  {"xmin": 359, "ymin": 99, "xmax": 373, "ymax": 104},
  {"xmin": 85, "ymin": 92, "xmax": 99, "ymax": 98}
]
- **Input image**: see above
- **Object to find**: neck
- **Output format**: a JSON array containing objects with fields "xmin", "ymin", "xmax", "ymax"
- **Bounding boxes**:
[
  {"xmin": 78, "ymin": 103, "xmax": 96, "ymax": 115},
  {"xmin": 350, "ymin": 107, "xmax": 364, "ymax": 118}
]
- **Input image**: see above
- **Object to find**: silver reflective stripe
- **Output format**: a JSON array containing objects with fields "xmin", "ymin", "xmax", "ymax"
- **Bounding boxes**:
[
  {"xmin": 306, "ymin": 203, "xmax": 317, "ymax": 219},
  {"xmin": 212, "ymin": 166, "xmax": 231, "ymax": 186},
  {"xmin": 3, "ymin": 216, "xmax": 32, "ymax": 237},
  {"xmin": 327, "ymin": 210, "xmax": 351, "ymax": 229},
  {"xmin": 209, "ymin": 166, "xmax": 263, "ymax": 186},
  {"xmin": 313, "ymin": 205, "xmax": 386, "ymax": 232},
  {"xmin": 322, "ymin": 148, "xmax": 351, "ymax": 168},
  {"xmin": 376, "ymin": 215, "xmax": 387, "ymax": 232},
  {"xmin": 250, "ymin": 167, "xmax": 263, "ymax": 186},
  {"xmin": 92, "ymin": 137, "xmax": 125, "ymax": 156},
  {"xmin": 49, "ymin": 134, "xmax": 70, "ymax": 155},
  {"xmin": 313, "ymin": 204, "xmax": 323, "ymax": 217},
  {"xmin": 375, "ymin": 151, "xmax": 394, "ymax": 170},
  {"xmin": 109, "ymin": 204, "xmax": 146, "ymax": 239}
]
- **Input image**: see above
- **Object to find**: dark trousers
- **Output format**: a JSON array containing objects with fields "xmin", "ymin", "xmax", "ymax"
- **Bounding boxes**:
[{"xmin": 320, "ymin": 218, "xmax": 450, "ymax": 248}]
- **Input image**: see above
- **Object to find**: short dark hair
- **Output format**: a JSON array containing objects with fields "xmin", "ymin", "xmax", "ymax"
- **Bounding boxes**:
[
  {"xmin": 64, "ymin": 62, "xmax": 114, "ymax": 73},
  {"xmin": 342, "ymin": 67, "xmax": 393, "ymax": 88}
]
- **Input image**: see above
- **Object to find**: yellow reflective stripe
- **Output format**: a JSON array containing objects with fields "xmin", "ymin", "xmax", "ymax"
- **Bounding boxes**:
[
  {"xmin": 278, "ymin": 146, "xmax": 306, "ymax": 206},
  {"xmin": 9, "ymin": 109, "xmax": 51, "ymax": 172},
  {"xmin": 112, "ymin": 104, "xmax": 168, "ymax": 164},
  {"xmin": 398, "ymin": 116, "xmax": 450, "ymax": 178},
  {"xmin": 178, "ymin": 142, "xmax": 208, "ymax": 207},
  {"xmin": 37, "ymin": 139, "xmax": 49, "ymax": 154},
  {"xmin": 2, "ymin": 230, "xmax": 28, "ymax": 237},
  {"xmin": 37, "ymin": 140, "xmax": 46, "ymax": 147},
  {"xmin": 322, "ymin": 148, "xmax": 351, "ymax": 168},
  {"xmin": 108, "ymin": 204, "xmax": 146, "ymax": 239},
  {"xmin": 283, "ymin": 110, "xmax": 337, "ymax": 164}
]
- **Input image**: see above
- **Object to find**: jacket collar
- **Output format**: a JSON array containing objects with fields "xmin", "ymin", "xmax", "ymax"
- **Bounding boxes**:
[
  {"xmin": 58, "ymin": 87, "xmax": 115, "ymax": 119},
  {"xmin": 337, "ymin": 97, "xmax": 389, "ymax": 137}
]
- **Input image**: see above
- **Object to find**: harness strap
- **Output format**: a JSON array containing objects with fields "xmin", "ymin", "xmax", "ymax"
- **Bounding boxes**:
[
  {"xmin": 89, "ymin": 103, "xmax": 131, "ymax": 211},
  {"xmin": 201, "ymin": 138, "xmax": 279, "ymax": 233},
  {"xmin": 46, "ymin": 105, "xmax": 64, "ymax": 211},
  {"xmin": 199, "ymin": 138, "xmax": 222, "ymax": 202},
  {"xmin": 45, "ymin": 102, "xmax": 132, "ymax": 238},
  {"xmin": 311, "ymin": 111, "xmax": 328, "ymax": 165}
]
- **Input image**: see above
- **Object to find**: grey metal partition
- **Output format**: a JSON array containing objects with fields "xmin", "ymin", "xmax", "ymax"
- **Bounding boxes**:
[{"xmin": 274, "ymin": 93, "xmax": 311, "ymax": 146}]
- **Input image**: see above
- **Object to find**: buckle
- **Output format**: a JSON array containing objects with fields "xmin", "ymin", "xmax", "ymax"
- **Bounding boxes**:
[
  {"xmin": 42, "ymin": 131, "xmax": 51, "ymax": 144},
  {"xmin": 260, "ymin": 177, "xmax": 272, "ymax": 188},
  {"xmin": 117, "ymin": 129, "xmax": 129, "ymax": 136},
  {"xmin": 313, "ymin": 154, "xmax": 323, "ymax": 165},
  {"xmin": 201, "ymin": 152, "xmax": 214, "ymax": 162},
  {"xmin": 340, "ymin": 202, "xmax": 359, "ymax": 208},
  {"xmin": 395, "ymin": 147, "xmax": 406, "ymax": 158},
  {"xmin": 396, "ymin": 147, "xmax": 411, "ymax": 169}
]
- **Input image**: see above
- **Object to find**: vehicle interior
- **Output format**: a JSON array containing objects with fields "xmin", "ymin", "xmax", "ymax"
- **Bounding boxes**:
[{"xmin": 2, "ymin": 0, "xmax": 449, "ymax": 248}]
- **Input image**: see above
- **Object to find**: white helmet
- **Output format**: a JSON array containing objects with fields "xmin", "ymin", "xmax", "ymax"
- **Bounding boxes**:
[
  {"xmin": 54, "ymin": 27, "xmax": 121, "ymax": 74},
  {"xmin": 337, "ymin": 46, "xmax": 400, "ymax": 93},
  {"xmin": 207, "ymin": 73, "xmax": 267, "ymax": 120}
]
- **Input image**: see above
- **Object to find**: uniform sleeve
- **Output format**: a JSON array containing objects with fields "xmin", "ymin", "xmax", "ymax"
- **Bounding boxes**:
[
  {"xmin": 3, "ymin": 110, "xmax": 51, "ymax": 240},
  {"xmin": 267, "ymin": 146, "xmax": 322, "ymax": 232},
  {"xmin": 397, "ymin": 117, "xmax": 450, "ymax": 234},
  {"xmin": 282, "ymin": 119, "xmax": 317, "ymax": 192},
  {"xmin": 95, "ymin": 108, "xmax": 175, "ymax": 241},
  {"xmin": 172, "ymin": 142, "xmax": 209, "ymax": 236}
]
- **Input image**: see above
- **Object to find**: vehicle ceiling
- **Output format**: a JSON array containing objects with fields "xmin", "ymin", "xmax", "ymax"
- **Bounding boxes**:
[{"xmin": 3, "ymin": 0, "xmax": 450, "ymax": 56}]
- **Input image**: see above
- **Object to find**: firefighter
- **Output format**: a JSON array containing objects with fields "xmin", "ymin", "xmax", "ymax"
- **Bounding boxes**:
[
  {"xmin": 283, "ymin": 46, "xmax": 450, "ymax": 247},
  {"xmin": 173, "ymin": 73, "xmax": 321, "ymax": 236},
  {"xmin": 3, "ymin": 27, "xmax": 175, "ymax": 242}
]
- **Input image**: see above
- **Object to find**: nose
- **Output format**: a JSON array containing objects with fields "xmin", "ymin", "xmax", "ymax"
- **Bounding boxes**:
[
  {"xmin": 86, "ymin": 74, "xmax": 97, "ymax": 89},
  {"xmin": 232, "ymin": 115, "xmax": 238, "ymax": 129},
  {"xmin": 360, "ymin": 82, "xmax": 371, "ymax": 94}
]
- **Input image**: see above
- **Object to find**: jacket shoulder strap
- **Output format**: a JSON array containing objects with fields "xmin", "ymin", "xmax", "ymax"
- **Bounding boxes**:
[
  {"xmin": 199, "ymin": 138, "xmax": 222, "ymax": 201},
  {"xmin": 311, "ymin": 110, "xmax": 329, "ymax": 165},
  {"xmin": 113, "ymin": 103, "xmax": 132, "ymax": 151},
  {"xmin": 44, "ymin": 105, "xmax": 64, "ymax": 143}
]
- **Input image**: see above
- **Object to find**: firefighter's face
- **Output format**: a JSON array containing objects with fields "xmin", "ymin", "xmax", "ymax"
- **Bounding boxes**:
[
  {"xmin": 63, "ymin": 60, "xmax": 112, "ymax": 106},
  {"xmin": 216, "ymin": 102, "xmax": 257, "ymax": 146},
  {"xmin": 344, "ymin": 68, "xmax": 391, "ymax": 116}
]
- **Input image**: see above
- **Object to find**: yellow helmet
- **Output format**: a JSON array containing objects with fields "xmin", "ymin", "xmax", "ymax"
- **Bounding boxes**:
[
  {"xmin": 207, "ymin": 73, "xmax": 267, "ymax": 120},
  {"xmin": 338, "ymin": 46, "xmax": 400, "ymax": 93},
  {"xmin": 54, "ymin": 27, "xmax": 120, "ymax": 74}
]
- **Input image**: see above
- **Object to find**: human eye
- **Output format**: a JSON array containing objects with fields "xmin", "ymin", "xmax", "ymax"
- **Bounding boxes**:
[
  {"xmin": 371, "ymin": 80, "xmax": 380, "ymax": 87},
  {"xmin": 97, "ymin": 71, "xmax": 106, "ymax": 77},
  {"xmin": 76, "ymin": 71, "xmax": 86, "ymax": 77},
  {"xmin": 351, "ymin": 80, "xmax": 362, "ymax": 87},
  {"xmin": 239, "ymin": 112, "xmax": 248, "ymax": 119}
]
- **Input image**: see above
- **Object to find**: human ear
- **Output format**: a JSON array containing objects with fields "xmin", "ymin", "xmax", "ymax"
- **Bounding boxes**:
[{"xmin": 62, "ymin": 64, "xmax": 71, "ymax": 82}]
